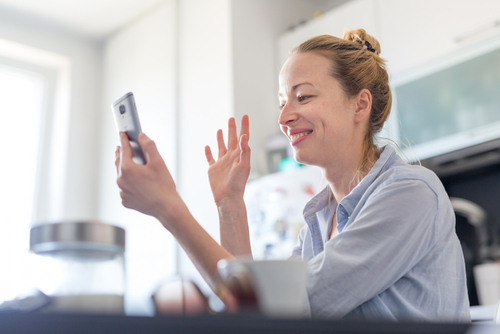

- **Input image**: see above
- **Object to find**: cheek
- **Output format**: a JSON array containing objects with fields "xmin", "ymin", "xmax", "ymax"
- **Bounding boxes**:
[
  {"xmin": 319, "ymin": 103, "xmax": 350, "ymax": 136},
  {"xmin": 314, "ymin": 102, "xmax": 336, "ymax": 123},
  {"xmin": 307, "ymin": 102, "xmax": 330, "ymax": 120}
]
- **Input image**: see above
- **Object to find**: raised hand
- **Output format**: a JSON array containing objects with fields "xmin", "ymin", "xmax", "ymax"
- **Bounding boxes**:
[{"xmin": 205, "ymin": 115, "xmax": 251, "ymax": 205}]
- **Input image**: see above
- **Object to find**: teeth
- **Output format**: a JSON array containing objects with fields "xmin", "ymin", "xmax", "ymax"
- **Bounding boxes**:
[{"xmin": 290, "ymin": 131, "xmax": 311, "ymax": 141}]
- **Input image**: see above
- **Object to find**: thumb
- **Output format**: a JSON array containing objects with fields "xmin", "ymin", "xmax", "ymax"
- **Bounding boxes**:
[{"xmin": 139, "ymin": 133, "xmax": 161, "ymax": 164}]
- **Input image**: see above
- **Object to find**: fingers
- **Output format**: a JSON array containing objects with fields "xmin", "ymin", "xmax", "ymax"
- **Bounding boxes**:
[
  {"xmin": 205, "ymin": 145, "xmax": 215, "ymax": 166},
  {"xmin": 239, "ymin": 134, "xmax": 251, "ymax": 166},
  {"xmin": 138, "ymin": 133, "xmax": 161, "ymax": 165},
  {"xmin": 210, "ymin": 116, "xmax": 250, "ymax": 162},
  {"xmin": 220, "ymin": 288, "xmax": 239, "ymax": 314},
  {"xmin": 227, "ymin": 117, "xmax": 238, "ymax": 151},
  {"xmin": 216, "ymin": 129, "xmax": 227, "ymax": 159},
  {"xmin": 115, "ymin": 132, "xmax": 132, "ymax": 175},
  {"xmin": 240, "ymin": 114, "xmax": 249, "ymax": 141},
  {"xmin": 119, "ymin": 132, "xmax": 134, "ymax": 169},
  {"xmin": 115, "ymin": 146, "xmax": 120, "ymax": 174}
]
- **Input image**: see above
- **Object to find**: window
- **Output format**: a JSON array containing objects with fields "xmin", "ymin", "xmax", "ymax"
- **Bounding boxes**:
[
  {"xmin": 0, "ymin": 38, "xmax": 70, "ymax": 303},
  {"xmin": 0, "ymin": 64, "xmax": 44, "ymax": 302},
  {"xmin": 386, "ymin": 37, "xmax": 500, "ymax": 161}
]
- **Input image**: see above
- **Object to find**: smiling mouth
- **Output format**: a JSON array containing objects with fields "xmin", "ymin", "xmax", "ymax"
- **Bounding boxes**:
[{"xmin": 290, "ymin": 131, "xmax": 312, "ymax": 142}]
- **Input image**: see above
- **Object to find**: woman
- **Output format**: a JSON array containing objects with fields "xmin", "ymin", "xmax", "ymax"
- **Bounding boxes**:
[{"xmin": 115, "ymin": 29, "xmax": 470, "ymax": 321}]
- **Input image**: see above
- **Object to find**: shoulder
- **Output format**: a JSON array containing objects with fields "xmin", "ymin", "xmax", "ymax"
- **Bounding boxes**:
[
  {"xmin": 366, "ymin": 153, "xmax": 455, "ymax": 233},
  {"xmin": 344, "ymin": 147, "xmax": 451, "ymax": 222},
  {"xmin": 374, "ymin": 152, "xmax": 445, "ymax": 200}
]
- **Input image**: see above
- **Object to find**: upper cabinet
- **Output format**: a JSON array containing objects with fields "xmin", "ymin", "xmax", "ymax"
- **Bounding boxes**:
[
  {"xmin": 380, "ymin": 0, "xmax": 500, "ymax": 75},
  {"xmin": 278, "ymin": 0, "xmax": 500, "ymax": 75}
]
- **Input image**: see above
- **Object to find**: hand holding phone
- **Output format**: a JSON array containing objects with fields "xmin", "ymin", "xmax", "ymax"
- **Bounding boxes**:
[{"xmin": 111, "ymin": 92, "xmax": 147, "ymax": 165}]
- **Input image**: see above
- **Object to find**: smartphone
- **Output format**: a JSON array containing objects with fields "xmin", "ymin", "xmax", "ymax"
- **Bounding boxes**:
[{"xmin": 111, "ymin": 92, "xmax": 147, "ymax": 165}]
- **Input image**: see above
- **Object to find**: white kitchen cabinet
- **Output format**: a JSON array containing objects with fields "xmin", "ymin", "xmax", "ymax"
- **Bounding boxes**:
[
  {"xmin": 277, "ymin": 0, "xmax": 378, "ymax": 70},
  {"xmin": 379, "ymin": 0, "xmax": 500, "ymax": 162},
  {"xmin": 380, "ymin": 0, "xmax": 500, "ymax": 76},
  {"xmin": 279, "ymin": 0, "xmax": 500, "ymax": 76}
]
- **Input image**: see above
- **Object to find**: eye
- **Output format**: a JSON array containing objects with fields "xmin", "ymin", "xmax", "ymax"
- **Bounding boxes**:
[
  {"xmin": 298, "ymin": 95, "xmax": 310, "ymax": 102},
  {"xmin": 279, "ymin": 102, "xmax": 285, "ymax": 110}
]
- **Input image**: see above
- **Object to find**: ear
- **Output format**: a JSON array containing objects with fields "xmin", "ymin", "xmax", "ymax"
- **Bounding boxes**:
[{"xmin": 353, "ymin": 89, "xmax": 372, "ymax": 124}]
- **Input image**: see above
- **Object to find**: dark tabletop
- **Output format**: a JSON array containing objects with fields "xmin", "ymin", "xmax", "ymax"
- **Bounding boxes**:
[{"xmin": 0, "ymin": 313, "xmax": 485, "ymax": 334}]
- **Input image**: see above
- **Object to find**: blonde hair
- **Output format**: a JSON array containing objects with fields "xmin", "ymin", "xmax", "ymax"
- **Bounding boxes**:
[{"xmin": 292, "ymin": 29, "xmax": 392, "ymax": 183}]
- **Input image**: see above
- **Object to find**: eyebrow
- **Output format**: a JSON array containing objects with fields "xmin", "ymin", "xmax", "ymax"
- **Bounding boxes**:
[
  {"xmin": 278, "ymin": 82, "xmax": 314, "ymax": 98},
  {"xmin": 292, "ymin": 82, "xmax": 314, "ymax": 91}
]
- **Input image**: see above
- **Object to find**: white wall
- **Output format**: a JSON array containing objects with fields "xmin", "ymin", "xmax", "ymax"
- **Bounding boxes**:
[
  {"xmin": 174, "ymin": 0, "xmax": 234, "ymax": 292},
  {"xmin": 177, "ymin": 0, "xmax": 234, "ymax": 240},
  {"xmin": 98, "ymin": 0, "xmax": 235, "ymax": 311},
  {"xmin": 0, "ymin": 6, "xmax": 101, "ymax": 222},
  {"xmin": 98, "ymin": 1, "xmax": 178, "ymax": 315}
]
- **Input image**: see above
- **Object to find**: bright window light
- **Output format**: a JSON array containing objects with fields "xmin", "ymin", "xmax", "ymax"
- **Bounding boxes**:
[{"xmin": 0, "ymin": 64, "xmax": 44, "ymax": 303}]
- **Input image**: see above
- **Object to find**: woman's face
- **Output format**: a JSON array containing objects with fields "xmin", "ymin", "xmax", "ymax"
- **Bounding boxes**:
[{"xmin": 278, "ymin": 52, "xmax": 358, "ymax": 168}]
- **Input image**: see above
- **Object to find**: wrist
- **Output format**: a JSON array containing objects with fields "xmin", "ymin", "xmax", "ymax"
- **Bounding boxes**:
[
  {"xmin": 217, "ymin": 197, "xmax": 251, "ymax": 257},
  {"xmin": 217, "ymin": 196, "xmax": 248, "ymax": 231},
  {"xmin": 216, "ymin": 195, "xmax": 245, "ymax": 209}
]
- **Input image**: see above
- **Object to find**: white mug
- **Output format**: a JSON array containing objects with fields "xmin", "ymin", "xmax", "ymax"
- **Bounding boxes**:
[
  {"xmin": 218, "ymin": 258, "xmax": 308, "ymax": 318},
  {"xmin": 474, "ymin": 262, "xmax": 500, "ymax": 305}
]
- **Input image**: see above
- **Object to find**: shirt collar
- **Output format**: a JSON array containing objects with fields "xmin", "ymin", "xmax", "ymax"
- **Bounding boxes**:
[
  {"xmin": 339, "ymin": 146, "xmax": 396, "ymax": 217},
  {"xmin": 303, "ymin": 186, "xmax": 331, "ymax": 219},
  {"xmin": 303, "ymin": 145, "xmax": 397, "ymax": 233}
]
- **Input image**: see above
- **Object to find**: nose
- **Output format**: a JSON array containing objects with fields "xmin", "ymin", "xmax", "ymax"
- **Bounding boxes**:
[{"xmin": 278, "ymin": 102, "xmax": 298, "ymax": 127}]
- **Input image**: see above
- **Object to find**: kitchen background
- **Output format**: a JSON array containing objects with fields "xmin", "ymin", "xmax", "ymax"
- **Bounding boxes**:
[{"xmin": 1, "ymin": 0, "xmax": 500, "ymax": 316}]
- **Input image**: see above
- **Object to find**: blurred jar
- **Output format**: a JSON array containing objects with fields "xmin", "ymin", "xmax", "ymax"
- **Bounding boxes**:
[{"xmin": 30, "ymin": 222, "xmax": 125, "ymax": 314}]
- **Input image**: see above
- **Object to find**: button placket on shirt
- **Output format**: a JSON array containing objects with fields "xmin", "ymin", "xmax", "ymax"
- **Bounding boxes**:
[{"xmin": 336, "ymin": 205, "xmax": 350, "ymax": 233}]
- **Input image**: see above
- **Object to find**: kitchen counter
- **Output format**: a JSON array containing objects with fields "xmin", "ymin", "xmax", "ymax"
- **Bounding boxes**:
[{"xmin": 0, "ymin": 313, "xmax": 496, "ymax": 334}]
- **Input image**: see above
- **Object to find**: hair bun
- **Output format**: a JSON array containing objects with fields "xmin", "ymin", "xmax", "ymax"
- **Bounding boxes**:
[{"xmin": 343, "ymin": 29, "xmax": 381, "ymax": 55}]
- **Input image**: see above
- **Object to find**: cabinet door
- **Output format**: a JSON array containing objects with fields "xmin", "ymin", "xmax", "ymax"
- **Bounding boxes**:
[
  {"xmin": 380, "ymin": 0, "xmax": 500, "ymax": 75},
  {"xmin": 277, "ymin": 0, "xmax": 378, "ymax": 70}
]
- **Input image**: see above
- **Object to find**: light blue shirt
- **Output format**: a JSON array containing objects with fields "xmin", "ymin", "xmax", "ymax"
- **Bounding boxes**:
[{"xmin": 292, "ymin": 146, "xmax": 470, "ymax": 322}]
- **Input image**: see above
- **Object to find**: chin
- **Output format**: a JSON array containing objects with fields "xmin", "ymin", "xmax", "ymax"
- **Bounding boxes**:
[
  {"xmin": 293, "ymin": 150, "xmax": 323, "ymax": 167},
  {"xmin": 293, "ymin": 152, "xmax": 311, "ymax": 165}
]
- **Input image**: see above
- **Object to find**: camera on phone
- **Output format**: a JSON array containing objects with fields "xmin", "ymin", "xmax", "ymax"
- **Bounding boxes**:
[{"xmin": 119, "ymin": 105, "xmax": 126, "ymax": 115}]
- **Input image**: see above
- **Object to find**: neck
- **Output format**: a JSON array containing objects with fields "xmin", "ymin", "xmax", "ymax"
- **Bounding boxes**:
[
  {"xmin": 322, "ymin": 144, "xmax": 377, "ymax": 204},
  {"xmin": 323, "ymin": 168, "xmax": 357, "ymax": 205}
]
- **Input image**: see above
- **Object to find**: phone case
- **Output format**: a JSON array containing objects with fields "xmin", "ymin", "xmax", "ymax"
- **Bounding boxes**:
[{"xmin": 111, "ymin": 92, "xmax": 147, "ymax": 165}]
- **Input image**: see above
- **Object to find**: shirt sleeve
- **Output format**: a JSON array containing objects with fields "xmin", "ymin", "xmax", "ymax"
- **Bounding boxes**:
[{"xmin": 306, "ymin": 178, "xmax": 441, "ymax": 318}]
